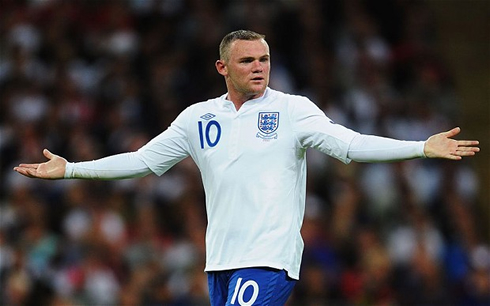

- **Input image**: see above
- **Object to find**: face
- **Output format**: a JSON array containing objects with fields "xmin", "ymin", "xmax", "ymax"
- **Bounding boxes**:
[{"xmin": 216, "ymin": 39, "xmax": 270, "ymax": 102}]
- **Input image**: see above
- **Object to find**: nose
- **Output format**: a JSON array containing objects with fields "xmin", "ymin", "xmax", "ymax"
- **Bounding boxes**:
[{"xmin": 252, "ymin": 60, "xmax": 263, "ymax": 72}]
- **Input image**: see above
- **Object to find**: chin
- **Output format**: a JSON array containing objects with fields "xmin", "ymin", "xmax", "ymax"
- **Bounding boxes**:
[{"xmin": 250, "ymin": 84, "xmax": 267, "ymax": 94}]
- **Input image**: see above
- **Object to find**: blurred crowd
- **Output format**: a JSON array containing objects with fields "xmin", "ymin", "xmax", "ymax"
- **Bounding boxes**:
[{"xmin": 0, "ymin": 0, "xmax": 488, "ymax": 305}]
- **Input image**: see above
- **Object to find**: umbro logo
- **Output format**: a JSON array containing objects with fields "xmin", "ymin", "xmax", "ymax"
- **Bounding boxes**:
[{"xmin": 200, "ymin": 113, "xmax": 216, "ymax": 120}]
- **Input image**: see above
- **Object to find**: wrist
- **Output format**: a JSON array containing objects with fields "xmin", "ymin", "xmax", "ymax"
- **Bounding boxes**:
[
  {"xmin": 421, "ymin": 141, "xmax": 428, "ymax": 158},
  {"xmin": 64, "ymin": 162, "xmax": 73, "ymax": 179}
]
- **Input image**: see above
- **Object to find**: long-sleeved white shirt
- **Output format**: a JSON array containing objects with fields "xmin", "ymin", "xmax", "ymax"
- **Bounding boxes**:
[{"xmin": 65, "ymin": 88, "xmax": 425, "ymax": 279}]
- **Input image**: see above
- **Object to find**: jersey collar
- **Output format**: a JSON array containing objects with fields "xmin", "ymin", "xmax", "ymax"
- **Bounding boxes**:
[{"xmin": 221, "ymin": 87, "xmax": 272, "ymax": 110}]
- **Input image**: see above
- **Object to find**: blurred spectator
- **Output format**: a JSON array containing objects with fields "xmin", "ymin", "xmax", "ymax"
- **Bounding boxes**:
[{"xmin": 0, "ymin": 0, "xmax": 485, "ymax": 305}]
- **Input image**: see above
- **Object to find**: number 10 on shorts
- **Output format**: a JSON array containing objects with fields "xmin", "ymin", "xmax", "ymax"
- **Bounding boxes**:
[{"xmin": 231, "ymin": 277, "xmax": 259, "ymax": 305}]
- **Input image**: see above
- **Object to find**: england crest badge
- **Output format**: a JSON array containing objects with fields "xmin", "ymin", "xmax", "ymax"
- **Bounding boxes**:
[{"xmin": 257, "ymin": 112, "xmax": 279, "ymax": 139}]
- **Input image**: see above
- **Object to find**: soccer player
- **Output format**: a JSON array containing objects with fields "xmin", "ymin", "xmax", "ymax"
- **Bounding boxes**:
[{"xmin": 14, "ymin": 30, "xmax": 480, "ymax": 305}]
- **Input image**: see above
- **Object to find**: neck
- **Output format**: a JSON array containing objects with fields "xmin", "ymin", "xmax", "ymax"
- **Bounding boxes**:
[{"xmin": 227, "ymin": 89, "xmax": 266, "ymax": 111}]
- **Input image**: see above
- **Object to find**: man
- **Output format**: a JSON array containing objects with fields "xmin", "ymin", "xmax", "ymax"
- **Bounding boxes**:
[{"xmin": 14, "ymin": 30, "xmax": 479, "ymax": 305}]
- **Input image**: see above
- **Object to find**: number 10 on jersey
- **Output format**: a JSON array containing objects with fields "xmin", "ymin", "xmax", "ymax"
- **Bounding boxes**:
[{"xmin": 198, "ymin": 120, "xmax": 222, "ymax": 149}]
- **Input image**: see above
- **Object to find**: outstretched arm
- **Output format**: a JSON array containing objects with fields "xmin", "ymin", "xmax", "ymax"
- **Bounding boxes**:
[
  {"xmin": 423, "ymin": 127, "xmax": 479, "ymax": 160},
  {"xmin": 347, "ymin": 127, "xmax": 479, "ymax": 163},
  {"xmin": 14, "ymin": 108, "xmax": 192, "ymax": 180},
  {"xmin": 14, "ymin": 149, "xmax": 153, "ymax": 180},
  {"xmin": 14, "ymin": 149, "xmax": 67, "ymax": 179}
]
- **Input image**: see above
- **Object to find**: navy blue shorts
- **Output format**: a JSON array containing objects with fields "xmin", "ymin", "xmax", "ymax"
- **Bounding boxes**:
[{"xmin": 207, "ymin": 267, "xmax": 297, "ymax": 305}]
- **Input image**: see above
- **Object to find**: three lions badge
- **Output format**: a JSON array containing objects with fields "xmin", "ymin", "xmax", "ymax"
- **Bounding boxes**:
[{"xmin": 257, "ymin": 112, "xmax": 279, "ymax": 140}]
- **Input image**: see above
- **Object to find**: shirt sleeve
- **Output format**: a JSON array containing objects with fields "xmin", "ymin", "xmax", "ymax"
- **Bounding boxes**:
[
  {"xmin": 347, "ymin": 134, "xmax": 426, "ymax": 162},
  {"xmin": 64, "ymin": 152, "xmax": 152, "ymax": 179},
  {"xmin": 64, "ymin": 107, "xmax": 192, "ymax": 179},
  {"xmin": 136, "ymin": 107, "xmax": 191, "ymax": 176},
  {"xmin": 290, "ymin": 96, "xmax": 359, "ymax": 164}
]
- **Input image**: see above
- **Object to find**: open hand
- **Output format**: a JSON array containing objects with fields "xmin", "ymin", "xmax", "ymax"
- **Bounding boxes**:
[
  {"xmin": 424, "ymin": 127, "xmax": 480, "ymax": 160},
  {"xmin": 13, "ymin": 149, "xmax": 67, "ymax": 179}
]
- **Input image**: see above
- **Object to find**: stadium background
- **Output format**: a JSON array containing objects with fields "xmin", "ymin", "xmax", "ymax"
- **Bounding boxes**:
[{"xmin": 0, "ymin": 0, "xmax": 488, "ymax": 305}]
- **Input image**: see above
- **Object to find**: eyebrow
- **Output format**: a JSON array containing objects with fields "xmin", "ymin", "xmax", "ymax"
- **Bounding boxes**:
[{"xmin": 238, "ymin": 55, "xmax": 270, "ymax": 61}]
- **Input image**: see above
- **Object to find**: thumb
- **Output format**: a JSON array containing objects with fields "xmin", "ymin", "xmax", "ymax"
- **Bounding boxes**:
[
  {"xmin": 444, "ymin": 127, "xmax": 461, "ymax": 138},
  {"xmin": 43, "ymin": 149, "xmax": 55, "ymax": 160}
]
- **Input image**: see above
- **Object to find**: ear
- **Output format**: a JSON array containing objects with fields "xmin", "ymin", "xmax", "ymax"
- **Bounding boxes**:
[{"xmin": 215, "ymin": 60, "xmax": 227, "ymax": 76}]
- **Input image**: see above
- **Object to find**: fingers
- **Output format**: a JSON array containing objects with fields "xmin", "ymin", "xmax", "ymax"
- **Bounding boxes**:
[
  {"xmin": 456, "ymin": 141, "xmax": 480, "ymax": 157},
  {"xmin": 13, "ymin": 164, "xmax": 39, "ymax": 177},
  {"xmin": 457, "ymin": 140, "xmax": 480, "ymax": 146},
  {"xmin": 457, "ymin": 145, "xmax": 480, "ymax": 152},
  {"xmin": 446, "ymin": 144, "xmax": 480, "ymax": 160},
  {"xmin": 43, "ymin": 149, "xmax": 54, "ymax": 160},
  {"xmin": 13, "ymin": 149, "xmax": 53, "ymax": 171},
  {"xmin": 23, "ymin": 168, "xmax": 37, "ymax": 178},
  {"xmin": 445, "ymin": 128, "xmax": 480, "ymax": 147},
  {"xmin": 447, "ymin": 155, "xmax": 463, "ymax": 161},
  {"xmin": 17, "ymin": 163, "xmax": 40, "ymax": 169},
  {"xmin": 455, "ymin": 151, "xmax": 476, "ymax": 157},
  {"xmin": 444, "ymin": 127, "xmax": 461, "ymax": 138},
  {"xmin": 455, "ymin": 147, "xmax": 480, "ymax": 156},
  {"xmin": 13, "ymin": 167, "xmax": 37, "ymax": 178},
  {"xmin": 444, "ymin": 128, "xmax": 480, "ymax": 160},
  {"xmin": 13, "ymin": 148, "xmax": 66, "ymax": 179}
]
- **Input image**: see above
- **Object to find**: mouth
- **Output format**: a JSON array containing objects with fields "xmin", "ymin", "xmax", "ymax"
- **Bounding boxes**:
[{"xmin": 251, "ymin": 77, "xmax": 264, "ymax": 82}]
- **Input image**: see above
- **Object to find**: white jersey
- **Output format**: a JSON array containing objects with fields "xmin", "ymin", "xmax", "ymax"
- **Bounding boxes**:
[{"xmin": 137, "ymin": 87, "xmax": 359, "ymax": 279}]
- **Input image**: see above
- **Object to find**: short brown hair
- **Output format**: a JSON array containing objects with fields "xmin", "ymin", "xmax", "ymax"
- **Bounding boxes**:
[{"xmin": 219, "ymin": 30, "xmax": 266, "ymax": 62}]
